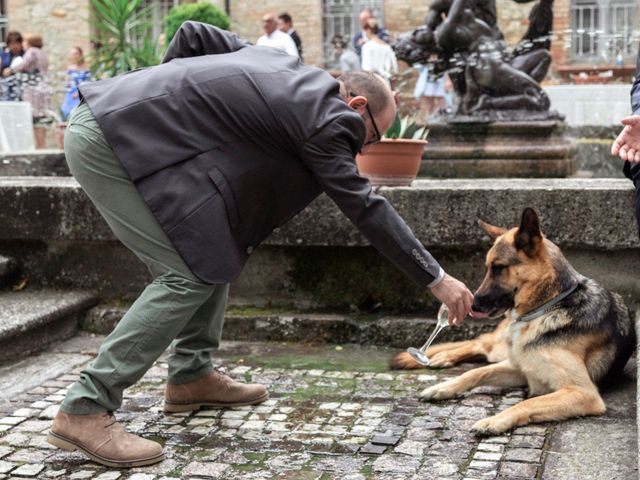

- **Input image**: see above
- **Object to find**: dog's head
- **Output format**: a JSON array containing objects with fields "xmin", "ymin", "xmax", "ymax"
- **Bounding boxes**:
[{"xmin": 472, "ymin": 208, "xmax": 561, "ymax": 318}]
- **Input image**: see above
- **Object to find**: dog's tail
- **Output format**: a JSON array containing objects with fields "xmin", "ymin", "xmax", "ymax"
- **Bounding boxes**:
[{"xmin": 390, "ymin": 351, "xmax": 425, "ymax": 370}]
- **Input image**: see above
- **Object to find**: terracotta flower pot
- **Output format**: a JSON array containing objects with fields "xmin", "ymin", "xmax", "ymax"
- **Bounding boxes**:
[
  {"xmin": 55, "ymin": 122, "xmax": 67, "ymax": 150},
  {"xmin": 356, "ymin": 138, "xmax": 427, "ymax": 186}
]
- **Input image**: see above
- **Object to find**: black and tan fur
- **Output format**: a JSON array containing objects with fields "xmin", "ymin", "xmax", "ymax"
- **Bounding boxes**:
[{"xmin": 392, "ymin": 208, "xmax": 635, "ymax": 435}]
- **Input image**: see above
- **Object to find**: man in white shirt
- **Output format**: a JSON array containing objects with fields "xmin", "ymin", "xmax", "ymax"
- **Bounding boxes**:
[{"xmin": 257, "ymin": 13, "xmax": 299, "ymax": 58}]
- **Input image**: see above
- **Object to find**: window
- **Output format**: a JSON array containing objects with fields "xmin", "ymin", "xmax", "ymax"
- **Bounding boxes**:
[
  {"xmin": 322, "ymin": 0, "xmax": 384, "ymax": 67},
  {"xmin": 570, "ymin": 0, "xmax": 638, "ymax": 62},
  {"xmin": 131, "ymin": 0, "xmax": 179, "ymax": 47},
  {"xmin": 0, "ymin": 0, "xmax": 8, "ymax": 47}
]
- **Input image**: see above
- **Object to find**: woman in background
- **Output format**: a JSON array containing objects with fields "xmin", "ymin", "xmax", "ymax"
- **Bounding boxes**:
[
  {"xmin": 361, "ymin": 19, "xmax": 397, "ymax": 87},
  {"xmin": 61, "ymin": 46, "xmax": 91, "ymax": 121},
  {"xmin": 3, "ymin": 33, "xmax": 52, "ymax": 148}
]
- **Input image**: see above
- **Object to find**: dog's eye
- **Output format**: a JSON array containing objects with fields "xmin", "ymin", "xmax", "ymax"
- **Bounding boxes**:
[{"xmin": 491, "ymin": 264, "xmax": 508, "ymax": 275}]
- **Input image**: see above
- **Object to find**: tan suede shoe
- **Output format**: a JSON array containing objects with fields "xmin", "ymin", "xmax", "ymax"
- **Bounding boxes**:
[
  {"xmin": 47, "ymin": 411, "xmax": 164, "ymax": 468},
  {"xmin": 164, "ymin": 370, "xmax": 269, "ymax": 412}
]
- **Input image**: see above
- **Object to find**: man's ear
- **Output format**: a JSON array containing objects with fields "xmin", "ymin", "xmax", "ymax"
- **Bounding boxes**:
[{"xmin": 347, "ymin": 95, "xmax": 368, "ymax": 110}]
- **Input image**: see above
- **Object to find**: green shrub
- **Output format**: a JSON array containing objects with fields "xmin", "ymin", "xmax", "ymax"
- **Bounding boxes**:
[{"xmin": 164, "ymin": 3, "xmax": 230, "ymax": 44}]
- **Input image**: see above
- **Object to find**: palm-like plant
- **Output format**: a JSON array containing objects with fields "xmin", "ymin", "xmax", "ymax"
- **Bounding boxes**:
[
  {"xmin": 384, "ymin": 112, "xmax": 430, "ymax": 140},
  {"xmin": 89, "ymin": 0, "xmax": 160, "ymax": 78}
]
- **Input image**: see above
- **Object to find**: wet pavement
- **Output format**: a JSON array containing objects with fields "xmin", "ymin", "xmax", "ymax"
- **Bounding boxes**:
[{"xmin": 0, "ymin": 333, "xmax": 636, "ymax": 479}]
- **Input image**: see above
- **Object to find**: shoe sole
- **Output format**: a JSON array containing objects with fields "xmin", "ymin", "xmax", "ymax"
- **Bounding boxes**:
[
  {"xmin": 46, "ymin": 431, "xmax": 165, "ymax": 468},
  {"xmin": 163, "ymin": 391, "xmax": 270, "ymax": 413}
]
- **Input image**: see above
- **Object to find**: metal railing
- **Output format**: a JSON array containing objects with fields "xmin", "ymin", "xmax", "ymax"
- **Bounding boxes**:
[{"xmin": 570, "ymin": 0, "xmax": 638, "ymax": 62}]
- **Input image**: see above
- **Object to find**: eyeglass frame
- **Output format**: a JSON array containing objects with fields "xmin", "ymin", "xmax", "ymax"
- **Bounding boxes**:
[{"xmin": 350, "ymin": 91, "xmax": 381, "ymax": 146}]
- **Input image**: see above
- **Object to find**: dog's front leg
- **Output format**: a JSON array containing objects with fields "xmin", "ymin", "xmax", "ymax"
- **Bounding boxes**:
[
  {"xmin": 419, "ymin": 360, "xmax": 526, "ymax": 401},
  {"xmin": 471, "ymin": 385, "xmax": 605, "ymax": 435}
]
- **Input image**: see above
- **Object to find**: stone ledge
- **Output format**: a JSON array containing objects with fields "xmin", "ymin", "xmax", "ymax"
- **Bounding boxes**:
[
  {"xmin": 0, "ymin": 150, "xmax": 69, "ymax": 176},
  {"xmin": 0, "ymin": 177, "xmax": 637, "ymax": 250},
  {"xmin": 83, "ymin": 305, "xmax": 500, "ymax": 347},
  {"xmin": 0, "ymin": 289, "xmax": 99, "ymax": 362}
]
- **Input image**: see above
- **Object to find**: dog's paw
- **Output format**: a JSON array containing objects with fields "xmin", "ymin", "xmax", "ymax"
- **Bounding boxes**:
[
  {"xmin": 427, "ymin": 351, "xmax": 456, "ymax": 368},
  {"xmin": 419, "ymin": 382, "xmax": 457, "ymax": 401},
  {"xmin": 471, "ymin": 416, "xmax": 512, "ymax": 436}
]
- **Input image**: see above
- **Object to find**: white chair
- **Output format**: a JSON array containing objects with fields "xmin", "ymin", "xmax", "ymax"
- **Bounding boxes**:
[{"xmin": 0, "ymin": 101, "xmax": 35, "ymax": 152}]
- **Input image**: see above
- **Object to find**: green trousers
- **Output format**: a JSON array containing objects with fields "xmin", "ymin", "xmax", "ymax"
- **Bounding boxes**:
[{"xmin": 60, "ymin": 101, "xmax": 229, "ymax": 414}]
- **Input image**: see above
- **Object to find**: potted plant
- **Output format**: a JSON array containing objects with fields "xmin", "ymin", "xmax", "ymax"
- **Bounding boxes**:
[{"xmin": 356, "ymin": 113, "xmax": 429, "ymax": 186}]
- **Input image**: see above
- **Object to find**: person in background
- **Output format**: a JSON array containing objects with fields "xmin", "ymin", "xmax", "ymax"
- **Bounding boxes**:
[
  {"xmin": 352, "ymin": 8, "xmax": 389, "ymax": 57},
  {"xmin": 61, "ymin": 46, "xmax": 91, "ymax": 121},
  {"xmin": 3, "ymin": 33, "xmax": 52, "ymax": 148},
  {"xmin": 413, "ymin": 64, "xmax": 449, "ymax": 120},
  {"xmin": 611, "ymin": 45, "xmax": 640, "ymax": 238},
  {"xmin": 277, "ymin": 12, "xmax": 303, "ymax": 62},
  {"xmin": 1, "ymin": 31, "xmax": 24, "ymax": 101},
  {"xmin": 361, "ymin": 19, "xmax": 397, "ymax": 87},
  {"xmin": 332, "ymin": 35, "xmax": 361, "ymax": 73},
  {"xmin": 1, "ymin": 31, "xmax": 24, "ymax": 72},
  {"xmin": 257, "ymin": 12, "xmax": 299, "ymax": 58}
]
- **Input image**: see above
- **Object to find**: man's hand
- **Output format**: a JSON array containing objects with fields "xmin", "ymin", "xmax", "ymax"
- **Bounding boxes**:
[
  {"xmin": 429, "ymin": 272, "xmax": 473, "ymax": 326},
  {"xmin": 611, "ymin": 115, "xmax": 640, "ymax": 163}
]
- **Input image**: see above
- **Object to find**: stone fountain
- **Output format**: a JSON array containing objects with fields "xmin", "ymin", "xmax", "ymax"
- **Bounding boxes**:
[{"xmin": 394, "ymin": 0, "xmax": 576, "ymax": 178}]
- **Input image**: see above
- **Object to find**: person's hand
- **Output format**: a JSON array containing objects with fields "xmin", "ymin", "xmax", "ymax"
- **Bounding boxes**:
[
  {"xmin": 429, "ymin": 272, "xmax": 474, "ymax": 326},
  {"xmin": 2, "ymin": 67, "xmax": 12, "ymax": 78},
  {"xmin": 611, "ymin": 115, "xmax": 640, "ymax": 163}
]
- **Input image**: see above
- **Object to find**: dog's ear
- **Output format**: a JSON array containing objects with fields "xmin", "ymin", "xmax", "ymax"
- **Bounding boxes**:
[
  {"xmin": 478, "ymin": 220, "xmax": 507, "ymax": 239},
  {"xmin": 515, "ymin": 208, "xmax": 542, "ymax": 257}
]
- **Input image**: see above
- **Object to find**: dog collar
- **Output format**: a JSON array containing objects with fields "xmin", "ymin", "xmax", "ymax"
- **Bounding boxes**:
[{"xmin": 514, "ymin": 283, "xmax": 579, "ymax": 323}]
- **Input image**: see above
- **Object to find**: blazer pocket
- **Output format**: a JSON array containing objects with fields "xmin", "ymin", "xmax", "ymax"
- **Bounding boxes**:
[{"xmin": 208, "ymin": 166, "xmax": 240, "ymax": 228}]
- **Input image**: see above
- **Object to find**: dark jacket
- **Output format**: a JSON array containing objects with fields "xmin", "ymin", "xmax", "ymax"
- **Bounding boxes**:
[
  {"xmin": 0, "ymin": 47, "xmax": 23, "ymax": 70},
  {"xmin": 623, "ymin": 47, "xmax": 640, "ymax": 181},
  {"xmin": 289, "ymin": 29, "xmax": 303, "ymax": 61},
  {"xmin": 79, "ymin": 22, "xmax": 442, "ymax": 286}
]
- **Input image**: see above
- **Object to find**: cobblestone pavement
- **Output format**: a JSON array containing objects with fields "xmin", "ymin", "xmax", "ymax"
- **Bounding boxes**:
[{"xmin": 0, "ymin": 334, "xmax": 636, "ymax": 479}]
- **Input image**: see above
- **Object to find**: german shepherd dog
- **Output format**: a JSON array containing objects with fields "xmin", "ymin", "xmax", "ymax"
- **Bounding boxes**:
[{"xmin": 392, "ymin": 208, "xmax": 635, "ymax": 435}]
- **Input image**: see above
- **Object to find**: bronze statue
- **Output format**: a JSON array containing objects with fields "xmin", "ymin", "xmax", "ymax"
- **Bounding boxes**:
[{"xmin": 394, "ymin": 0, "xmax": 555, "ymax": 117}]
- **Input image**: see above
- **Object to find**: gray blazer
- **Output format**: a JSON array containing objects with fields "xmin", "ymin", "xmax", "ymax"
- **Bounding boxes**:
[{"xmin": 79, "ymin": 22, "xmax": 443, "ymax": 286}]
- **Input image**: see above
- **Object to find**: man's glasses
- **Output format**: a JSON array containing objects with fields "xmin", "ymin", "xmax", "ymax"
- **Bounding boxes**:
[{"xmin": 350, "ymin": 92, "xmax": 381, "ymax": 146}]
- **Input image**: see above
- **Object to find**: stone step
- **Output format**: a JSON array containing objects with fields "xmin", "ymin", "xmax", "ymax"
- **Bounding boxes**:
[
  {"xmin": 0, "ymin": 150, "xmax": 69, "ymax": 176},
  {"xmin": 0, "ymin": 289, "xmax": 99, "ymax": 363},
  {"xmin": 82, "ymin": 304, "xmax": 500, "ymax": 348},
  {"xmin": 0, "ymin": 254, "xmax": 18, "ymax": 289},
  {"xmin": 0, "ymin": 254, "xmax": 16, "ymax": 279}
]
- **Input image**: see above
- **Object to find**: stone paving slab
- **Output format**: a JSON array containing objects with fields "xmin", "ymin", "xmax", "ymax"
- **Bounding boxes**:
[{"xmin": 0, "ymin": 333, "xmax": 635, "ymax": 479}]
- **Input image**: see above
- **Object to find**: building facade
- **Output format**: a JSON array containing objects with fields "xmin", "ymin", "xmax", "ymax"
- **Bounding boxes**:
[{"xmin": 2, "ymin": 1, "xmax": 639, "ymax": 77}]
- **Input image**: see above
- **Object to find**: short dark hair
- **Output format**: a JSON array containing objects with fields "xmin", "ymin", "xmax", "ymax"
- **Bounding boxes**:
[
  {"xmin": 337, "ymin": 71, "xmax": 393, "ymax": 116},
  {"xmin": 5, "ymin": 31, "xmax": 23, "ymax": 45},
  {"xmin": 278, "ymin": 13, "xmax": 292, "ymax": 25}
]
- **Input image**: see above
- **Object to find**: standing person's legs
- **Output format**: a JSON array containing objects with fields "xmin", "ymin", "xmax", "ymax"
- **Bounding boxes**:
[
  {"xmin": 59, "ymin": 101, "xmax": 217, "ymax": 415},
  {"xmin": 49, "ymin": 101, "xmax": 265, "ymax": 467}
]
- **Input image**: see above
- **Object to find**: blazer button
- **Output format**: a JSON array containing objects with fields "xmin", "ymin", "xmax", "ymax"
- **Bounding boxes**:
[{"xmin": 246, "ymin": 246, "xmax": 254, "ymax": 254}]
